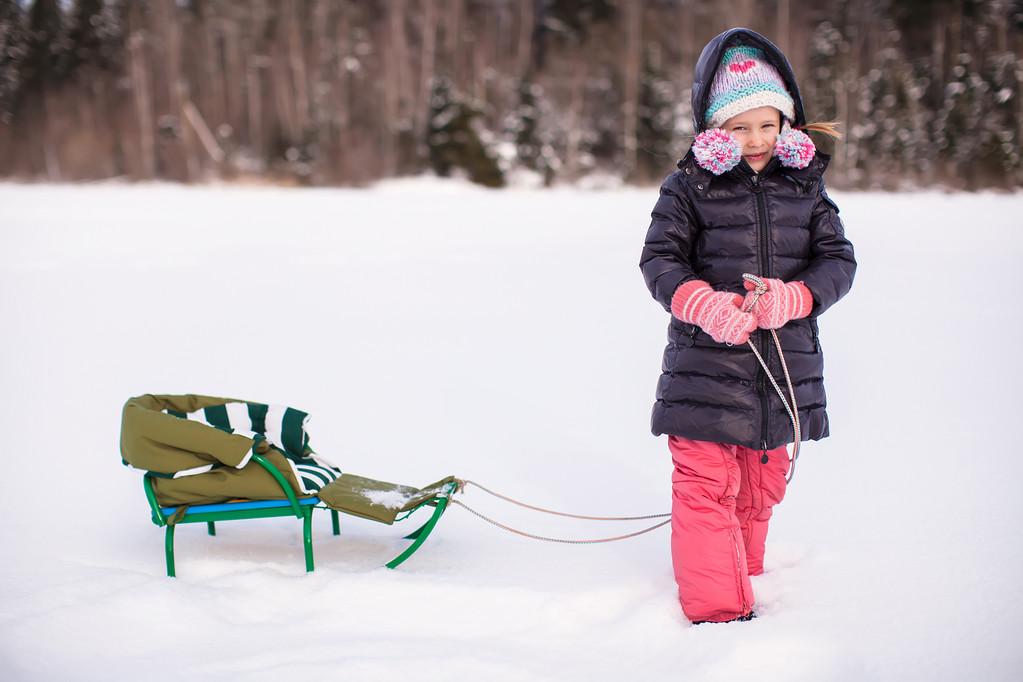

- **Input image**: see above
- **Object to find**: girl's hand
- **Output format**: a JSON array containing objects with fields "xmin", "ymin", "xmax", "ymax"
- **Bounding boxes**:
[
  {"xmin": 671, "ymin": 280, "xmax": 758, "ymax": 345},
  {"xmin": 742, "ymin": 278, "xmax": 813, "ymax": 329}
]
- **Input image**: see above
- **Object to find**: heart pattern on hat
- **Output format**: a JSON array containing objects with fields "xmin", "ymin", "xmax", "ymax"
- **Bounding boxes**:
[{"xmin": 729, "ymin": 59, "xmax": 756, "ymax": 74}]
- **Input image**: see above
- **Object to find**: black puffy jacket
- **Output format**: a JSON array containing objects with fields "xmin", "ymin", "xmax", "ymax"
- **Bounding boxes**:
[{"xmin": 639, "ymin": 28, "xmax": 856, "ymax": 450}]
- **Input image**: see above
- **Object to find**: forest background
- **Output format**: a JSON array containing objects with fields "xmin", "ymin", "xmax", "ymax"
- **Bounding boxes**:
[{"xmin": 0, "ymin": 0, "xmax": 1020, "ymax": 190}]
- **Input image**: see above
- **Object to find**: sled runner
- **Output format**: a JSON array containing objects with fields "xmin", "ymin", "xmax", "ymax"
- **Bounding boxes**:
[{"xmin": 122, "ymin": 394, "xmax": 456, "ymax": 576}]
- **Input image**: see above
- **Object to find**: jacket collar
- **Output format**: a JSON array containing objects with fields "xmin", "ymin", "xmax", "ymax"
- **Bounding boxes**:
[
  {"xmin": 676, "ymin": 149, "xmax": 714, "ymax": 189},
  {"xmin": 780, "ymin": 151, "xmax": 830, "ymax": 184}
]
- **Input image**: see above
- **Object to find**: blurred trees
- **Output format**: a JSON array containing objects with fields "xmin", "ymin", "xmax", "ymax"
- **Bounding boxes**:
[
  {"xmin": 0, "ymin": 0, "xmax": 1020, "ymax": 189},
  {"xmin": 0, "ymin": 1, "xmax": 26, "ymax": 125}
]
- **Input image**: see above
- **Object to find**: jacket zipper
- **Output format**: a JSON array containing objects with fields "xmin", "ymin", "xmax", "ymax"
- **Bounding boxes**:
[
  {"xmin": 752, "ymin": 174, "xmax": 771, "ymax": 448},
  {"xmin": 684, "ymin": 324, "xmax": 698, "ymax": 347}
]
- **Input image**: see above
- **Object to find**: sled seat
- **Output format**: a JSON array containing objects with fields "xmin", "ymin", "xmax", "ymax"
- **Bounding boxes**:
[{"xmin": 143, "ymin": 453, "xmax": 457, "ymax": 576}]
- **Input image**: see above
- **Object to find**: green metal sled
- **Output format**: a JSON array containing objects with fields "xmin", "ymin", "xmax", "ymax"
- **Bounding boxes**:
[{"xmin": 143, "ymin": 453, "xmax": 457, "ymax": 576}]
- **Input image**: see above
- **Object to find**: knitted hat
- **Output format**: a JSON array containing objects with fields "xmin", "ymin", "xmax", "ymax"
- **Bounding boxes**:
[{"xmin": 704, "ymin": 46, "xmax": 795, "ymax": 129}]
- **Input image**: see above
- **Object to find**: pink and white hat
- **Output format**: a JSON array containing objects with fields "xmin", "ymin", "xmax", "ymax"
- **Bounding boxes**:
[{"xmin": 705, "ymin": 46, "xmax": 795, "ymax": 129}]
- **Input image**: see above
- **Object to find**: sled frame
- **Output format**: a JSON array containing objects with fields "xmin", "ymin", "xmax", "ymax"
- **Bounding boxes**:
[{"xmin": 142, "ymin": 454, "xmax": 452, "ymax": 576}]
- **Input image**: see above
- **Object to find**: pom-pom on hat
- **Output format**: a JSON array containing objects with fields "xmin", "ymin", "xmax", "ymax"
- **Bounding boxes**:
[
  {"xmin": 773, "ymin": 120, "xmax": 815, "ymax": 169},
  {"xmin": 691, "ymin": 120, "xmax": 816, "ymax": 175},
  {"xmin": 692, "ymin": 128, "xmax": 743, "ymax": 175},
  {"xmin": 705, "ymin": 46, "xmax": 795, "ymax": 129}
]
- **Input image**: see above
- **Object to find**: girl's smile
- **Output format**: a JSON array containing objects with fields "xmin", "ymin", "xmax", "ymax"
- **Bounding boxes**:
[{"xmin": 723, "ymin": 106, "xmax": 782, "ymax": 172}]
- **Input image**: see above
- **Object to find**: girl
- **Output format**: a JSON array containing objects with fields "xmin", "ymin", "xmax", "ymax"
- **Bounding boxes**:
[{"xmin": 639, "ymin": 28, "xmax": 856, "ymax": 625}]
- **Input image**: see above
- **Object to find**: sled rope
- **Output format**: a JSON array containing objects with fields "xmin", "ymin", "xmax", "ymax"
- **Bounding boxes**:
[
  {"xmin": 451, "ymin": 480, "xmax": 670, "ymax": 543},
  {"xmin": 741, "ymin": 273, "xmax": 802, "ymax": 483},
  {"xmin": 450, "ymin": 499, "xmax": 670, "ymax": 544},
  {"xmin": 458, "ymin": 479, "xmax": 670, "ymax": 521}
]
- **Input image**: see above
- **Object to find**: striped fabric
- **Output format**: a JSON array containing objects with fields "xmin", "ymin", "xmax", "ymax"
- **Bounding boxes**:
[
  {"xmin": 742, "ymin": 278, "xmax": 813, "ymax": 330},
  {"xmin": 162, "ymin": 402, "xmax": 341, "ymax": 494}
]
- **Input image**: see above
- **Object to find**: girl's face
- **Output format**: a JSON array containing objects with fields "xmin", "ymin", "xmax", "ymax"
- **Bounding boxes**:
[{"xmin": 722, "ymin": 106, "xmax": 781, "ymax": 172}]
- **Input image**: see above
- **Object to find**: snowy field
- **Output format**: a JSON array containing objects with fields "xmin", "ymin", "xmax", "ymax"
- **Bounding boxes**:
[{"xmin": 1, "ymin": 178, "xmax": 1021, "ymax": 681}]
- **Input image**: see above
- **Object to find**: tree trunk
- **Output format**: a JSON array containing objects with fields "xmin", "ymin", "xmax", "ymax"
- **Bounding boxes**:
[
  {"xmin": 129, "ymin": 28, "xmax": 156, "ymax": 179},
  {"xmin": 156, "ymin": 0, "xmax": 196, "ymax": 181},
  {"xmin": 776, "ymin": 0, "xmax": 790, "ymax": 55},
  {"xmin": 564, "ymin": 57, "xmax": 586, "ymax": 180},
  {"xmin": 222, "ymin": 15, "xmax": 244, "ymax": 143},
  {"xmin": 333, "ymin": 2, "xmax": 352, "ymax": 182},
  {"xmin": 621, "ymin": 1, "xmax": 642, "ymax": 180},
  {"xmin": 516, "ymin": 0, "xmax": 533, "ymax": 78},
  {"xmin": 415, "ymin": 0, "xmax": 439, "ymax": 158},
  {"xmin": 41, "ymin": 88, "xmax": 61, "ymax": 180},
  {"xmin": 287, "ymin": 0, "xmax": 309, "ymax": 138}
]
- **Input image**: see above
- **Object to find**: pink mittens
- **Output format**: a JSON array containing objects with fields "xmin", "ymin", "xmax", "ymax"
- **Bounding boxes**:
[
  {"xmin": 671, "ymin": 277, "xmax": 813, "ymax": 343},
  {"xmin": 742, "ymin": 278, "xmax": 813, "ymax": 329},
  {"xmin": 671, "ymin": 280, "xmax": 757, "ymax": 345}
]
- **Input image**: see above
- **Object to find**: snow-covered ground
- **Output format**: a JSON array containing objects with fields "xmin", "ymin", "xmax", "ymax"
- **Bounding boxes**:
[{"xmin": 1, "ymin": 179, "xmax": 1021, "ymax": 681}]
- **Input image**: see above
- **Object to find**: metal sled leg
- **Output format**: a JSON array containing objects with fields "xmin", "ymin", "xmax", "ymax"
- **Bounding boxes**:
[{"xmin": 386, "ymin": 496, "xmax": 450, "ymax": 569}]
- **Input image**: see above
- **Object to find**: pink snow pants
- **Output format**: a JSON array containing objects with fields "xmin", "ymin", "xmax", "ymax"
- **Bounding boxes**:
[{"xmin": 669, "ymin": 435, "xmax": 789, "ymax": 623}]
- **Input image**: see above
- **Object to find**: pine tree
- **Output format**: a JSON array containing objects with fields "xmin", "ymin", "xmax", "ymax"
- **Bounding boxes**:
[
  {"xmin": 505, "ymin": 78, "xmax": 560, "ymax": 185},
  {"xmin": 854, "ymin": 35, "xmax": 924, "ymax": 187},
  {"xmin": 533, "ymin": 0, "xmax": 616, "ymax": 69},
  {"xmin": 0, "ymin": 0, "xmax": 27, "ymax": 123},
  {"xmin": 636, "ymin": 43, "xmax": 676, "ymax": 182},
  {"xmin": 804, "ymin": 20, "xmax": 843, "ymax": 140},
  {"xmin": 933, "ymin": 28, "xmax": 1021, "ymax": 189},
  {"xmin": 18, "ymin": 0, "xmax": 67, "ymax": 100},
  {"xmin": 64, "ymin": 0, "xmax": 123, "ymax": 79},
  {"xmin": 427, "ymin": 76, "xmax": 504, "ymax": 188}
]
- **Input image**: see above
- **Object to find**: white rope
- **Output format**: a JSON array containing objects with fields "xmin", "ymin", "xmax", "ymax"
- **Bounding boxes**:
[
  {"xmin": 451, "ymin": 499, "xmax": 671, "ymax": 544},
  {"xmin": 741, "ymin": 273, "xmax": 802, "ymax": 483},
  {"xmin": 451, "ymin": 479, "xmax": 671, "ymax": 544},
  {"xmin": 457, "ymin": 479, "xmax": 670, "ymax": 521}
]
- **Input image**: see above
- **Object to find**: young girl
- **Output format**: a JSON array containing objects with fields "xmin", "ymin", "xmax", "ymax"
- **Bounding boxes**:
[{"xmin": 639, "ymin": 28, "xmax": 856, "ymax": 624}]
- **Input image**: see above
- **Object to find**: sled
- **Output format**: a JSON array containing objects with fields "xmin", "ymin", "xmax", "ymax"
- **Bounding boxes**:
[
  {"xmin": 142, "ymin": 453, "xmax": 458, "ymax": 576},
  {"xmin": 124, "ymin": 394, "xmax": 458, "ymax": 576}
]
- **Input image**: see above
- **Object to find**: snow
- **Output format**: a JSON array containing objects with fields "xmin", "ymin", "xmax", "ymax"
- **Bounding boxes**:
[
  {"xmin": 360, "ymin": 488, "xmax": 414, "ymax": 510},
  {"xmin": 1, "ymin": 178, "xmax": 1021, "ymax": 681}
]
